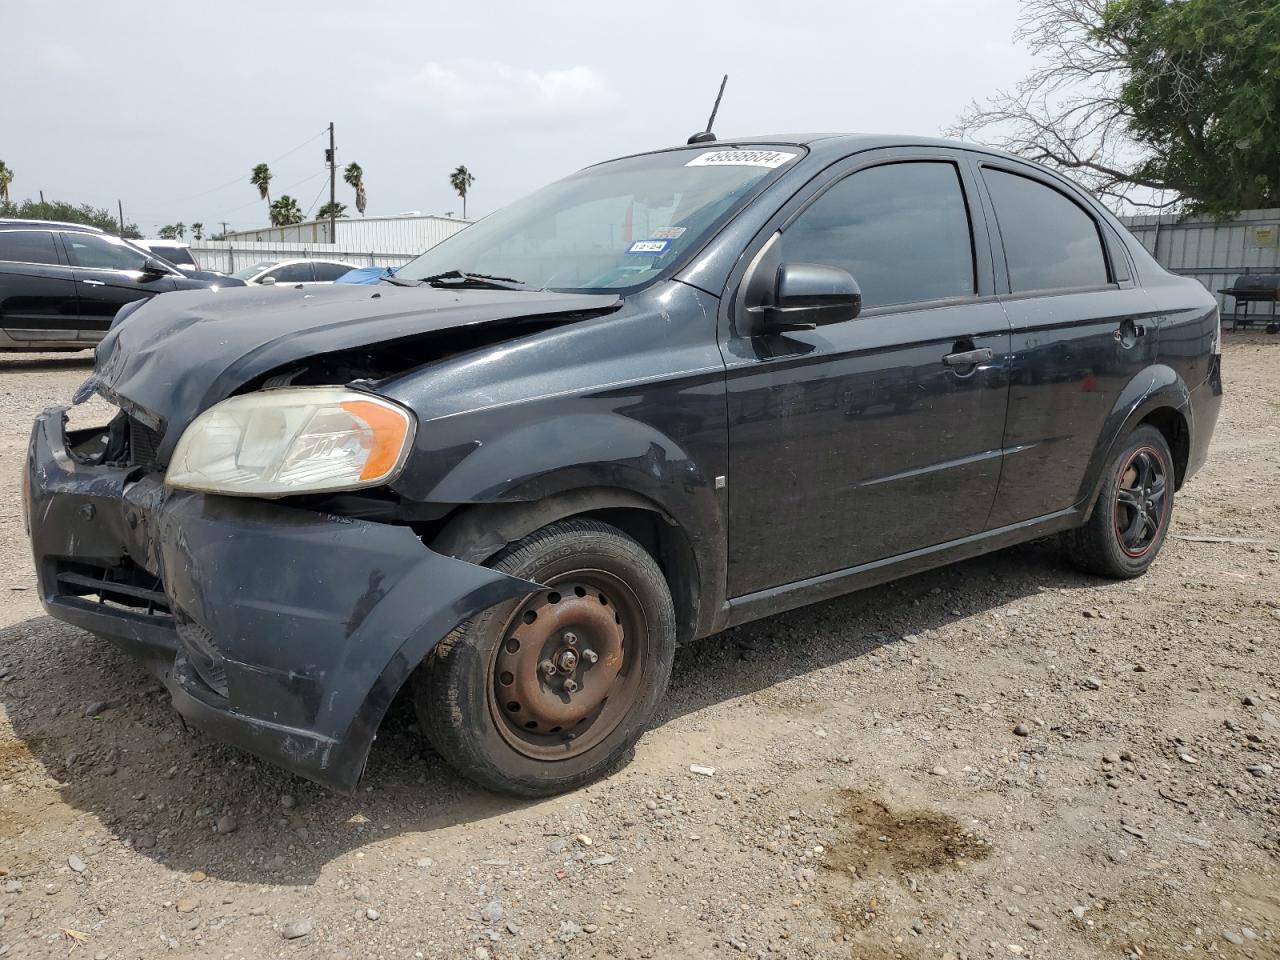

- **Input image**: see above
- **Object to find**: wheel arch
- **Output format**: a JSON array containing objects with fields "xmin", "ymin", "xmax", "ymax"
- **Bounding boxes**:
[
  {"xmin": 429, "ymin": 487, "xmax": 709, "ymax": 645},
  {"xmin": 1079, "ymin": 364, "xmax": 1192, "ymax": 517}
]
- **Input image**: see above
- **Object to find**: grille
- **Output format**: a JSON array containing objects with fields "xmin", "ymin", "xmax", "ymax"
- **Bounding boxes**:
[
  {"xmin": 54, "ymin": 560, "xmax": 171, "ymax": 619},
  {"xmin": 127, "ymin": 416, "xmax": 164, "ymax": 468}
]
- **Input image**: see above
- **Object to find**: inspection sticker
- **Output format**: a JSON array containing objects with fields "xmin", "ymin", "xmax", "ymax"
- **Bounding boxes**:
[
  {"xmin": 627, "ymin": 240, "xmax": 670, "ymax": 254},
  {"xmin": 685, "ymin": 150, "xmax": 797, "ymax": 169}
]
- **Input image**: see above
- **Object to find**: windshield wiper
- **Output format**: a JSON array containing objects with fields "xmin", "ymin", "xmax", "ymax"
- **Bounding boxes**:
[
  {"xmin": 416, "ymin": 270, "xmax": 530, "ymax": 291},
  {"xmin": 377, "ymin": 273, "xmax": 416, "ymax": 286}
]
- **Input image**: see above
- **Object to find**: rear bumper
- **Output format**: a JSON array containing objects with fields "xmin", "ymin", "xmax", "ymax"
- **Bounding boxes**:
[
  {"xmin": 25, "ymin": 408, "xmax": 537, "ymax": 792},
  {"xmin": 1185, "ymin": 355, "xmax": 1223, "ymax": 483}
]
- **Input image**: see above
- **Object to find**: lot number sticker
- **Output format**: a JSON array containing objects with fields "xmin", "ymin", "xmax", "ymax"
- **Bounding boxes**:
[{"xmin": 686, "ymin": 150, "xmax": 797, "ymax": 169}]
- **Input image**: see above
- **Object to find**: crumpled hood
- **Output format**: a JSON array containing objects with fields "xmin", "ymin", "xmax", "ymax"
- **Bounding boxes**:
[{"xmin": 78, "ymin": 282, "xmax": 621, "ymax": 444}]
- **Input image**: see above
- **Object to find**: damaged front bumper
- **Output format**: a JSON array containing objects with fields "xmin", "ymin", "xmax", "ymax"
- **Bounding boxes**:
[{"xmin": 25, "ymin": 408, "xmax": 537, "ymax": 792}]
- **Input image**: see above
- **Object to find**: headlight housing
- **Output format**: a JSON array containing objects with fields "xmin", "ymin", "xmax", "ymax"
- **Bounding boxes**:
[{"xmin": 166, "ymin": 387, "xmax": 416, "ymax": 497}]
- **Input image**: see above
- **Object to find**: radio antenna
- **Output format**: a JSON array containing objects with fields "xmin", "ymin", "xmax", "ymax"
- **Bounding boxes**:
[{"xmin": 687, "ymin": 74, "xmax": 728, "ymax": 144}]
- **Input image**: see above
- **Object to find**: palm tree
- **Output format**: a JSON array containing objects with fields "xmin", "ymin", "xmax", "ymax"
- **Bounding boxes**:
[
  {"xmin": 316, "ymin": 201, "xmax": 348, "ymax": 221},
  {"xmin": 0, "ymin": 161, "xmax": 12, "ymax": 202},
  {"xmin": 174, "ymin": 222, "xmax": 186, "ymax": 239},
  {"xmin": 343, "ymin": 162, "xmax": 367, "ymax": 216},
  {"xmin": 191, "ymin": 222, "xmax": 204, "ymax": 241},
  {"xmin": 250, "ymin": 163, "xmax": 273, "ymax": 216},
  {"xmin": 269, "ymin": 195, "xmax": 304, "ymax": 226},
  {"xmin": 449, "ymin": 165, "xmax": 475, "ymax": 219},
  {"xmin": 158, "ymin": 225, "xmax": 178, "ymax": 240}
]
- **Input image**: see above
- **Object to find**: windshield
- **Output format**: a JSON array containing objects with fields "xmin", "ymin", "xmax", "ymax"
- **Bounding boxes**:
[
  {"xmin": 232, "ymin": 260, "xmax": 278, "ymax": 281},
  {"xmin": 395, "ymin": 146, "xmax": 803, "ymax": 292}
]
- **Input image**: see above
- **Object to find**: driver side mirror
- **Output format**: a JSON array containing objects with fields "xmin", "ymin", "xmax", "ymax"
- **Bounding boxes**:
[
  {"xmin": 259, "ymin": 276, "xmax": 277, "ymax": 286},
  {"xmin": 140, "ymin": 257, "xmax": 170, "ymax": 279},
  {"xmin": 760, "ymin": 262, "xmax": 861, "ymax": 332}
]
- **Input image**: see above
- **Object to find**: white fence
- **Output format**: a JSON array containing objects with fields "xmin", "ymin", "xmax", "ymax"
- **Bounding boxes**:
[{"xmin": 189, "ymin": 241, "xmax": 418, "ymax": 275}]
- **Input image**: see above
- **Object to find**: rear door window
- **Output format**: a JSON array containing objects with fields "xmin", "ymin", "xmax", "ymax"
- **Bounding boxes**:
[
  {"xmin": 312, "ymin": 262, "xmax": 352, "ymax": 281},
  {"xmin": 779, "ymin": 161, "xmax": 975, "ymax": 309},
  {"xmin": 0, "ymin": 230, "xmax": 61, "ymax": 265},
  {"xmin": 981, "ymin": 168, "xmax": 1109, "ymax": 292},
  {"xmin": 270, "ymin": 262, "xmax": 315, "ymax": 283}
]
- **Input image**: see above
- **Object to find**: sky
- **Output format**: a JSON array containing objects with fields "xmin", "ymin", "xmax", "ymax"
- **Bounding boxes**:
[{"xmin": 2, "ymin": 0, "xmax": 1036, "ymax": 238}]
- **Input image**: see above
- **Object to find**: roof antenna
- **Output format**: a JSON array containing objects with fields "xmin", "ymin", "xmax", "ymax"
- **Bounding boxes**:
[{"xmin": 687, "ymin": 74, "xmax": 727, "ymax": 144}]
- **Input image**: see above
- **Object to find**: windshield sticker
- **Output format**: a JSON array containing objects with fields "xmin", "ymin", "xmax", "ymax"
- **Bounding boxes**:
[
  {"xmin": 685, "ymin": 150, "xmax": 797, "ymax": 169},
  {"xmin": 650, "ymin": 227, "xmax": 686, "ymax": 240},
  {"xmin": 627, "ymin": 240, "xmax": 670, "ymax": 255}
]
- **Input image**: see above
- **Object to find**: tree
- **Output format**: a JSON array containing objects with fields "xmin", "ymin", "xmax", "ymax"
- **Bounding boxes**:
[
  {"xmin": 449, "ymin": 165, "xmax": 475, "ymax": 219},
  {"xmin": 0, "ymin": 161, "xmax": 12, "ymax": 202},
  {"xmin": 174, "ymin": 222, "xmax": 186, "ymax": 239},
  {"xmin": 950, "ymin": 0, "xmax": 1280, "ymax": 214},
  {"xmin": 158, "ymin": 225, "xmax": 179, "ymax": 240},
  {"xmin": 0, "ymin": 197, "xmax": 141, "ymax": 237},
  {"xmin": 191, "ymin": 222, "xmax": 204, "ymax": 241},
  {"xmin": 250, "ymin": 163, "xmax": 273, "ymax": 214},
  {"xmin": 343, "ymin": 162, "xmax": 367, "ymax": 216},
  {"xmin": 269, "ymin": 195, "xmax": 304, "ymax": 226},
  {"xmin": 316, "ymin": 201, "xmax": 348, "ymax": 221}
]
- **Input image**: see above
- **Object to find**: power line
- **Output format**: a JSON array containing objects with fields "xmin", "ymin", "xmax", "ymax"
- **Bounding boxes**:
[
  {"xmin": 207, "ymin": 169, "xmax": 328, "ymax": 222},
  {"xmin": 166, "ymin": 128, "xmax": 330, "ymax": 206}
]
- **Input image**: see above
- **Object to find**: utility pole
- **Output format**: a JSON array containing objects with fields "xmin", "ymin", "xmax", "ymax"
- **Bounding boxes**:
[
  {"xmin": 219, "ymin": 221, "xmax": 231, "ymax": 238},
  {"xmin": 118, "ymin": 199, "xmax": 125, "ymax": 236},
  {"xmin": 326, "ymin": 121, "xmax": 337, "ymax": 245}
]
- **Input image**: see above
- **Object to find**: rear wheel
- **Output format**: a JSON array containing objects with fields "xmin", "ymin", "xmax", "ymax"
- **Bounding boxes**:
[
  {"xmin": 1066, "ymin": 424, "xmax": 1174, "ymax": 579},
  {"xmin": 414, "ymin": 519, "xmax": 676, "ymax": 796}
]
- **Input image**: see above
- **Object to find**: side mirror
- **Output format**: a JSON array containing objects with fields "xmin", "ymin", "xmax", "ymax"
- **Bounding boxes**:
[
  {"xmin": 757, "ymin": 262, "xmax": 861, "ymax": 331},
  {"xmin": 140, "ymin": 257, "xmax": 170, "ymax": 278},
  {"xmin": 259, "ymin": 276, "xmax": 277, "ymax": 286}
]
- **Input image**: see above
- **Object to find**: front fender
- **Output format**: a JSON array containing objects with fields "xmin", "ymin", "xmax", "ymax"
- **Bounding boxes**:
[{"xmin": 1076, "ymin": 363, "xmax": 1190, "ymax": 515}]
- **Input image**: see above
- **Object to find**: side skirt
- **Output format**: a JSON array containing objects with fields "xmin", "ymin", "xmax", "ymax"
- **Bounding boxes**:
[{"xmin": 721, "ymin": 505, "xmax": 1084, "ymax": 630}]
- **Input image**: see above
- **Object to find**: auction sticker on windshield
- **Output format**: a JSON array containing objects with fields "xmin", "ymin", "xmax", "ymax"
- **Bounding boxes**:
[{"xmin": 685, "ymin": 150, "xmax": 797, "ymax": 168}]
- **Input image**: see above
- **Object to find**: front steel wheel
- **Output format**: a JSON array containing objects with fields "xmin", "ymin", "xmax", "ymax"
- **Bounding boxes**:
[
  {"xmin": 1066, "ymin": 424, "xmax": 1175, "ymax": 579},
  {"xmin": 414, "ymin": 519, "xmax": 676, "ymax": 796}
]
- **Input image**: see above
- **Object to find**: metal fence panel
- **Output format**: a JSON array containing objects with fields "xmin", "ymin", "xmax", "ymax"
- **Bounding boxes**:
[
  {"xmin": 188, "ymin": 241, "xmax": 416, "ymax": 275},
  {"xmin": 1121, "ymin": 208, "xmax": 1280, "ymax": 312}
]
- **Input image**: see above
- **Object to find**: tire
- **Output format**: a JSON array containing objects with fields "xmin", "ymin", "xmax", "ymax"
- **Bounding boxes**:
[
  {"xmin": 1066, "ymin": 424, "xmax": 1175, "ymax": 579},
  {"xmin": 414, "ymin": 518, "xmax": 676, "ymax": 796}
]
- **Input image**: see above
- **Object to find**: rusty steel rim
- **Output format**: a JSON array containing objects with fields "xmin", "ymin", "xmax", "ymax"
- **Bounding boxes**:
[
  {"xmin": 1113, "ymin": 445, "xmax": 1169, "ymax": 558},
  {"xmin": 488, "ymin": 570, "xmax": 647, "ymax": 761}
]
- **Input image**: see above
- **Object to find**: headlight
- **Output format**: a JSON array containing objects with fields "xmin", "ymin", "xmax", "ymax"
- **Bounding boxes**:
[{"xmin": 166, "ymin": 387, "xmax": 416, "ymax": 497}]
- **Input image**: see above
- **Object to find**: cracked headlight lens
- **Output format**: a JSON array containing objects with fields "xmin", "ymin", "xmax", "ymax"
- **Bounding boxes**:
[{"xmin": 166, "ymin": 387, "xmax": 416, "ymax": 497}]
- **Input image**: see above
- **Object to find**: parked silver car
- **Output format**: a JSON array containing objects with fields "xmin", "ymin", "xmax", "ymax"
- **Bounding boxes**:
[{"xmin": 230, "ymin": 258, "xmax": 359, "ymax": 286}]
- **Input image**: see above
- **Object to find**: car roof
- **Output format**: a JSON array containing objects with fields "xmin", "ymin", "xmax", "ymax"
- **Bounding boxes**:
[
  {"xmin": 607, "ymin": 133, "xmax": 1035, "ymax": 167},
  {"xmin": 141, "ymin": 239, "xmax": 190, "ymax": 248},
  {"xmin": 0, "ymin": 219, "xmax": 106, "ymax": 233},
  {"xmin": 269, "ymin": 258, "xmax": 358, "ymax": 267}
]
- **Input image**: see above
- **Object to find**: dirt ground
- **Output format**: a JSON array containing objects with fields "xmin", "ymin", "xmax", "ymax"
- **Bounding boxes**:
[{"xmin": 0, "ymin": 335, "xmax": 1276, "ymax": 960}]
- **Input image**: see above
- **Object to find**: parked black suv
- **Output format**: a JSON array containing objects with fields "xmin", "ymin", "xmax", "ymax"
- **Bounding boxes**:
[
  {"xmin": 26, "ymin": 135, "xmax": 1222, "ymax": 796},
  {"xmin": 0, "ymin": 221, "xmax": 236, "ymax": 351}
]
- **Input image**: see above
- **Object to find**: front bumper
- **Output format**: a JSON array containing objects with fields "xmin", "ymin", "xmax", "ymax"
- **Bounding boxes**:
[{"xmin": 25, "ymin": 408, "xmax": 537, "ymax": 792}]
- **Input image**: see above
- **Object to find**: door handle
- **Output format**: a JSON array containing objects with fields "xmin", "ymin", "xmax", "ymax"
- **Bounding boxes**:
[
  {"xmin": 942, "ymin": 347, "xmax": 993, "ymax": 367},
  {"xmin": 1114, "ymin": 318, "xmax": 1147, "ymax": 347},
  {"xmin": 80, "ymin": 279, "xmax": 105, "ymax": 287}
]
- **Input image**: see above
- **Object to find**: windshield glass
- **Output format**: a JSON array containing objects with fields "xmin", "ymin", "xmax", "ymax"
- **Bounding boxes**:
[
  {"xmin": 395, "ymin": 146, "xmax": 803, "ymax": 292},
  {"xmin": 232, "ymin": 260, "xmax": 278, "ymax": 281}
]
